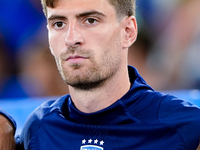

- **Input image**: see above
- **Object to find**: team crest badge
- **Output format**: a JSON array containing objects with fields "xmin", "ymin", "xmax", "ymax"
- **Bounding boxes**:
[{"xmin": 80, "ymin": 139, "xmax": 104, "ymax": 150}]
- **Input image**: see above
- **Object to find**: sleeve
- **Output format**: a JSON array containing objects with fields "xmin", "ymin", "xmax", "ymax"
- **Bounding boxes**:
[
  {"xmin": 0, "ymin": 108, "xmax": 16, "ymax": 134},
  {"xmin": 158, "ymin": 95, "xmax": 200, "ymax": 150},
  {"xmin": 15, "ymin": 106, "xmax": 43, "ymax": 150},
  {"xmin": 16, "ymin": 100, "xmax": 56, "ymax": 150}
]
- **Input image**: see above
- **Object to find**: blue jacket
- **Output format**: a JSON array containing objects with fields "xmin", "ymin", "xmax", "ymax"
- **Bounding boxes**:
[{"xmin": 14, "ymin": 66, "xmax": 200, "ymax": 149}]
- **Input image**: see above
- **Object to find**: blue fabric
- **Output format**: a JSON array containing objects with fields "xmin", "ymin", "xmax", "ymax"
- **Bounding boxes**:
[{"xmin": 16, "ymin": 66, "xmax": 200, "ymax": 149}]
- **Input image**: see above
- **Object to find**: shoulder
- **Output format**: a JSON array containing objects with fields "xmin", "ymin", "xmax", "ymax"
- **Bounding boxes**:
[
  {"xmin": 158, "ymin": 94, "xmax": 200, "ymax": 121},
  {"xmin": 134, "ymin": 91, "xmax": 200, "ymax": 149},
  {"xmin": 25, "ymin": 95, "xmax": 68, "ymax": 123},
  {"xmin": 158, "ymin": 94, "xmax": 200, "ymax": 149},
  {"xmin": 18, "ymin": 95, "xmax": 70, "ymax": 149}
]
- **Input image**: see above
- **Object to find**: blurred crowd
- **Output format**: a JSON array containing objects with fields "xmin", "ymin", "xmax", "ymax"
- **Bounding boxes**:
[{"xmin": 0, "ymin": 0, "xmax": 200, "ymax": 99}]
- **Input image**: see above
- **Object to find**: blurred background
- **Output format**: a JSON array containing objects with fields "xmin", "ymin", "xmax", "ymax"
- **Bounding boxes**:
[
  {"xmin": 0, "ymin": 0, "xmax": 69, "ymax": 99},
  {"xmin": 0, "ymin": 0, "xmax": 200, "ymax": 99},
  {"xmin": 0, "ymin": 0, "xmax": 200, "ymax": 133}
]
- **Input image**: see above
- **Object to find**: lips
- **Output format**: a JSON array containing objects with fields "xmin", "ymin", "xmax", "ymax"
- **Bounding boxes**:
[
  {"xmin": 66, "ymin": 55, "xmax": 87, "ymax": 61},
  {"xmin": 65, "ymin": 55, "xmax": 89, "ymax": 64}
]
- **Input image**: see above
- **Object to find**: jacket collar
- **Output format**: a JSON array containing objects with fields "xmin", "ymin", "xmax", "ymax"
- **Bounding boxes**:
[{"xmin": 62, "ymin": 66, "xmax": 153, "ymax": 125}]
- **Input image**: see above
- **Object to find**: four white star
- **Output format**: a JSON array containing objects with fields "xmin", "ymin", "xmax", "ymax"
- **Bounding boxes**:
[{"xmin": 82, "ymin": 139, "xmax": 104, "ymax": 146}]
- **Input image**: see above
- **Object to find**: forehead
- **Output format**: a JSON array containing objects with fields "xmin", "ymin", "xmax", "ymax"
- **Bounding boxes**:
[{"xmin": 46, "ymin": 0, "xmax": 116, "ymax": 18}]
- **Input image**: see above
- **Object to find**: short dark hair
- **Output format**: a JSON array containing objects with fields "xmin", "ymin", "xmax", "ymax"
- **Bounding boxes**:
[{"xmin": 41, "ymin": 0, "xmax": 136, "ymax": 18}]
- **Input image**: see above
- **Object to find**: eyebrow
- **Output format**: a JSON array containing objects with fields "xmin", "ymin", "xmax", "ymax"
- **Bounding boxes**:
[
  {"xmin": 77, "ymin": 11, "xmax": 106, "ymax": 18},
  {"xmin": 48, "ymin": 10, "xmax": 106, "ymax": 21},
  {"xmin": 48, "ymin": 15, "xmax": 67, "ymax": 21}
]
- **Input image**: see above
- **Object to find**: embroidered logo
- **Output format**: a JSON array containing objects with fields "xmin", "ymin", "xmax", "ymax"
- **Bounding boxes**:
[{"xmin": 80, "ymin": 139, "xmax": 104, "ymax": 150}]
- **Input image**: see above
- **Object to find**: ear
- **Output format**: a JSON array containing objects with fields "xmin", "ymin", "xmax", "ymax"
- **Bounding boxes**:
[{"xmin": 122, "ymin": 16, "xmax": 137, "ymax": 49}]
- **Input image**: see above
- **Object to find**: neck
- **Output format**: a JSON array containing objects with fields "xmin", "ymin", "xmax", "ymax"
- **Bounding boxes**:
[{"xmin": 69, "ymin": 66, "xmax": 130, "ymax": 113}]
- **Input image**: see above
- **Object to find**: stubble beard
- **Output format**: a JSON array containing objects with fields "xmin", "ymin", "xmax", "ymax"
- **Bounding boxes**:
[
  {"xmin": 55, "ymin": 47, "xmax": 121, "ymax": 91},
  {"xmin": 63, "ymin": 63, "xmax": 106, "ymax": 90}
]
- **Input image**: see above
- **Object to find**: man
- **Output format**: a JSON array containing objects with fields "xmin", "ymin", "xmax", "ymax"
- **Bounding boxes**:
[{"xmin": 1, "ymin": 0, "xmax": 200, "ymax": 149}]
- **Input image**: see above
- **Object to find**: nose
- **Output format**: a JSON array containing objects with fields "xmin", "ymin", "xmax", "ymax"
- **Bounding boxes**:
[{"xmin": 65, "ymin": 22, "xmax": 83, "ymax": 47}]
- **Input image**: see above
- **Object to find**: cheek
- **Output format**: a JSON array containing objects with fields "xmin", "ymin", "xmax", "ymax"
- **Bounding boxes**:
[
  {"xmin": 94, "ymin": 35, "xmax": 122, "ymax": 68},
  {"xmin": 48, "ymin": 33, "xmax": 56, "ymax": 54},
  {"xmin": 100, "ymin": 28, "xmax": 122, "ymax": 54},
  {"xmin": 89, "ymin": 28, "xmax": 121, "ymax": 52},
  {"xmin": 102, "ymin": 26, "xmax": 122, "ymax": 48},
  {"xmin": 48, "ymin": 32, "xmax": 63, "ymax": 58}
]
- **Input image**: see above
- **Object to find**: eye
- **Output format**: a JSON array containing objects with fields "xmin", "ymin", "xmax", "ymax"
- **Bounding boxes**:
[
  {"xmin": 87, "ymin": 18, "xmax": 96, "ymax": 24},
  {"xmin": 53, "ymin": 21, "xmax": 66, "ymax": 29},
  {"xmin": 84, "ymin": 18, "xmax": 99, "ymax": 25}
]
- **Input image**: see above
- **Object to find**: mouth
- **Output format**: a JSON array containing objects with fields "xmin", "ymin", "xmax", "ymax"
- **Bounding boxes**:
[{"xmin": 66, "ymin": 55, "xmax": 88, "ymax": 63}]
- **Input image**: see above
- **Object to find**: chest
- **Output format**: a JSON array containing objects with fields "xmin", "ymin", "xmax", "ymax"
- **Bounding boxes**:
[{"xmin": 27, "ymin": 121, "xmax": 186, "ymax": 150}]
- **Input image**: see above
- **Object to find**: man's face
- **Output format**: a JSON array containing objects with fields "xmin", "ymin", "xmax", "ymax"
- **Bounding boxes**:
[{"xmin": 47, "ymin": 0, "xmax": 126, "ymax": 90}]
